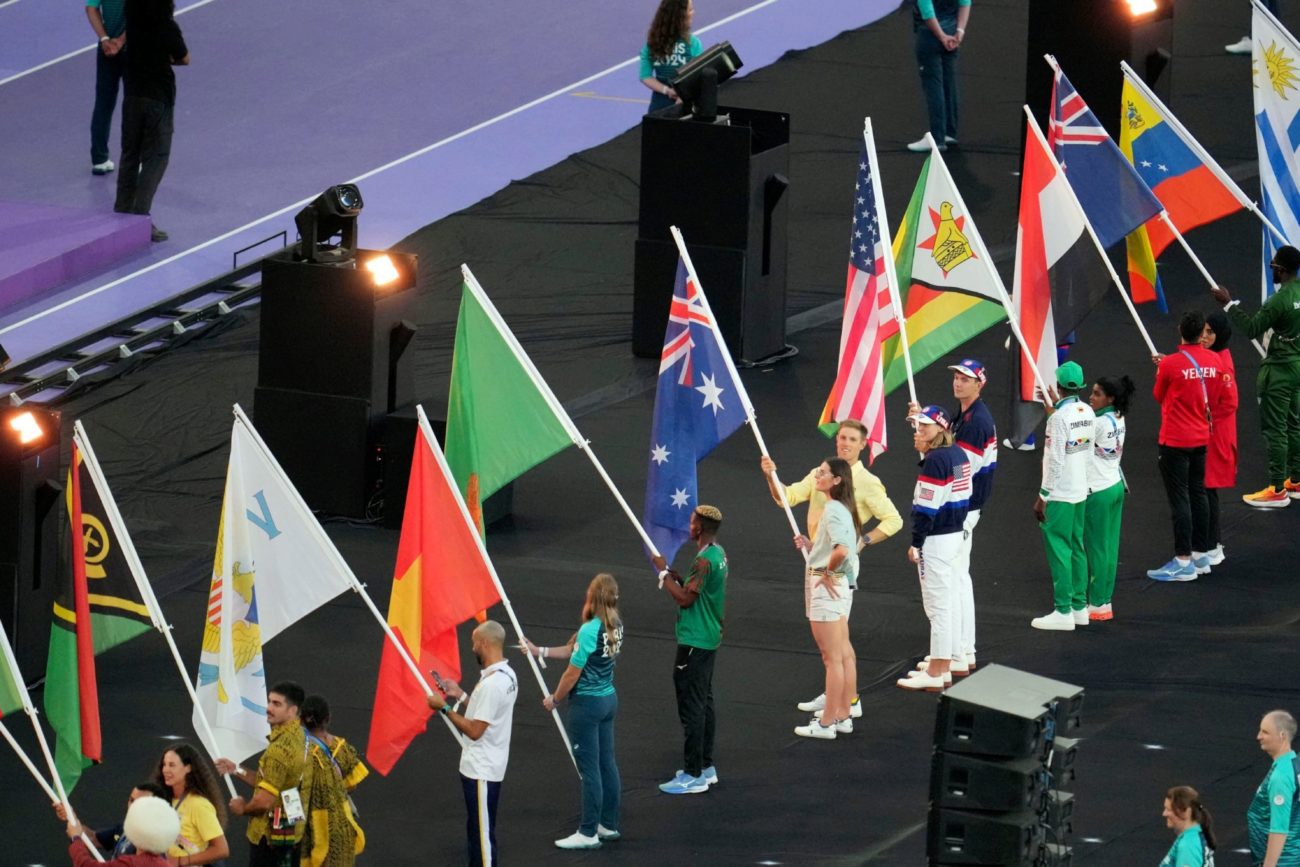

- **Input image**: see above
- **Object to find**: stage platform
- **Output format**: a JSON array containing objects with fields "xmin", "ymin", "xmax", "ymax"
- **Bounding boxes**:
[{"xmin": 4, "ymin": 0, "xmax": 1299, "ymax": 865}]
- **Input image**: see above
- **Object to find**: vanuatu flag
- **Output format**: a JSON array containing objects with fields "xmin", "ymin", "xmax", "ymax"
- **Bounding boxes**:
[
  {"xmin": 445, "ymin": 266, "xmax": 579, "ymax": 531},
  {"xmin": 44, "ymin": 436, "xmax": 153, "ymax": 792},
  {"xmin": 882, "ymin": 147, "xmax": 1008, "ymax": 394}
]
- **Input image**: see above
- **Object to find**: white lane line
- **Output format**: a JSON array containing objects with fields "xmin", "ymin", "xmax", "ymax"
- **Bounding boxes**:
[
  {"xmin": 0, "ymin": 0, "xmax": 223, "ymax": 88},
  {"xmin": 0, "ymin": 0, "xmax": 785, "ymax": 337}
]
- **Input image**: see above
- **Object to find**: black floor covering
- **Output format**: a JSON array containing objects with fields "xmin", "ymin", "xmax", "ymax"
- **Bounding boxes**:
[{"xmin": 7, "ymin": 1, "xmax": 1300, "ymax": 864}]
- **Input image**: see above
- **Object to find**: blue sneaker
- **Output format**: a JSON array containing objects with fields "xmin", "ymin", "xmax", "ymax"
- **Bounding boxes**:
[
  {"xmin": 673, "ymin": 765, "xmax": 718, "ymax": 786},
  {"xmin": 1191, "ymin": 554, "xmax": 1211, "ymax": 575},
  {"xmin": 1147, "ymin": 559, "xmax": 1197, "ymax": 582},
  {"xmin": 659, "ymin": 772, "xmax": 710, "ymax": 794}
]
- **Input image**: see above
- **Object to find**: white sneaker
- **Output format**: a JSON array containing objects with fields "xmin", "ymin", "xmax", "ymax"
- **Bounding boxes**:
[
  {"xmin": 1225, "ymin": 36, "xmax": 1252, "ymax": 54},
  {"xmin": 1205, "ymin": 545, "xmax": 1225, "ymax": 566},
  {"xmin": 914, "ymin": 660, "xmax": 963, "ymax": 678},
  {"xmin": 907, "ymin": 137, "xmax": 945, "ymax": 153},
  {"xmin": 92, "ymin": 159, "xmax": 115, "ymax": 175},
  {"xmin": 796, "ymin": 693, "xmax": 825, "ymax": 713},
  {"xmin": 944, "ymin": 135, "xmax": 959, "ymax": 145},
  {"xmin": 596, "ymin": 824, "xmax": 621, "ymax": 841},
  {"xmin": 555, "ymin": 831, "xmax": 601, "ymax": 849},
  {"xmin": 1031, "ymin": 610, "xmax": 1076, "ymax": 631},
  {"xmin": 1002, "ymin": 436, "xmax": 1036, "ymax": 452},
  {"xmin": 794, "ymin": 720, "xmax": 837, "ymax": 739},
  {"xmin": 1088, "ymin": 603, "xmax": 1113, "ymax": 622},
  {"xmin": 814, "ymin": 698, "xmax": 863, "ymax": 720},
  {"xmin": 898, "ymin": 671, "xmax": 947, "ymax": 691},
  {"xmin": 965, "ymin": 653, "xmax": 977, "ymax": 669},
  {"xmin": 1072, "ymin": 609, "xmax": 1089, "ymax": 626},
  {"xmin": 819, "ymin": 716, "xmax": 853, "ymax": 734}
]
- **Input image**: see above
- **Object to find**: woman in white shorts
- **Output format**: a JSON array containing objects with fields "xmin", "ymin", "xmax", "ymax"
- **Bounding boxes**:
[{"xmin": 792, "ymin": 456, "xmax": 860, "ymax": 740}]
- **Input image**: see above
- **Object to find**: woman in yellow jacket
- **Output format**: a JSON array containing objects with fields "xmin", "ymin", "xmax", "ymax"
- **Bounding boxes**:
[{"xmin": 300, "ymin": 695, "xmax": 368, "ymax": 867}]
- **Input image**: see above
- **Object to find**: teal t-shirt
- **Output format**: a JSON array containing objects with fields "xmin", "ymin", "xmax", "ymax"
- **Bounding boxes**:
[
  {"xmin": 639, "ymin": 36, "xmax": 704, "ymax": 84},
  {"xmin": 571, "ymin": 617, "xmax": 622, "ymax": 697},
  {"xmin": 86, "ymin": 0, "xmax": 127, "ymax": 37},
  {"xmin": 808, "ymin": 500, "xmax": 859, "ymax": 587},
  {"xmin": 1158, "ymin": 825, "xmax": 1210, "ymax": 867},
  {"xmin": 1248, "ymin": 751, "xmax": 1300, "ymax": 865},
  {"xmin": 675, "ymin": 543, "xmax": 727, "ymax": 650}
]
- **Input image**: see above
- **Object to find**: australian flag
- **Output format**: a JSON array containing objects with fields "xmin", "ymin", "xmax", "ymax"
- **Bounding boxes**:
[
  {"xmin": 643, "ymin": 260, "xmax": 747, "ymax": 563},
  {"xmin": 1049, "ymin": 62, "xmax": 1163, "ymax": 250}
]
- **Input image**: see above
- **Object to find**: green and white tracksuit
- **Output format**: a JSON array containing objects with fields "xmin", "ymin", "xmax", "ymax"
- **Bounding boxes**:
[
  {"xmin": 1085, "ymin": 407, "xmax": 1126, "ymax": 607},
  {"xmin": 1040, "ymin": 397, "xmax": 1095, "ymax": 614},
  {"xmin": 1227, "ymin": 278, "xmax": 1300, "ymax": 489}
]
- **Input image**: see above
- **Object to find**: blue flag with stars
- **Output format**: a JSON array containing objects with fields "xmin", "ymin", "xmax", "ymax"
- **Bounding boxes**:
[{"xmin": 643, "ymin": 261, "xmax": 748, "ymax": 562}]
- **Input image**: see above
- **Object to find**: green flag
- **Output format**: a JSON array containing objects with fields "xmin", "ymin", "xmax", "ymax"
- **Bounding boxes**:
[
  {"xmin": 0, "ymin": 624, "xmax": 25, "ymax": 719},
  {"xmin": 445, "ymin": 269, "xmax": 578, "ymax": 528}
]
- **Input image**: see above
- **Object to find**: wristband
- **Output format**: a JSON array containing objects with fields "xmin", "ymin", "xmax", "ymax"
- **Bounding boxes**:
[
  {"xmin": 956, "ymin": 27, "xmax": 965, "ymax": 34},
  {"xmin": 540, "ymin": 646, "xmax": 549, "ymax": 659},
  {"xmin": 99, "ymin": 36, "xmax": 110, "ymax": 42},
  {"xmin": 439, "ymin": 704, "xmax": 450, "ymax": 716}
]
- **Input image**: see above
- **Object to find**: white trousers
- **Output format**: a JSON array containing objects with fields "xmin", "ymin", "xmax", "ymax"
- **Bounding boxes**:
[
  {"xmin": 918, "ymin": 531, "xmax": 964, "ymax": 661},
  {"xmin": 952, "ymin": 510, "xmax": 980, "ymax": 660}
]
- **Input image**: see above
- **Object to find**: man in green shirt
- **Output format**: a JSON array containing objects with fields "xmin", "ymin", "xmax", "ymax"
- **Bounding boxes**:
[
  {"xmin": 652, "ymin": 505, "xmax": 727, "ymax": 796},
  {"xmin": 1247, "ymin": 710, "xmax": 1300, "ymax": 867},
  {"xmin": 1212, "ymin": 245, "xmax": 1300, "ymax": 508}
]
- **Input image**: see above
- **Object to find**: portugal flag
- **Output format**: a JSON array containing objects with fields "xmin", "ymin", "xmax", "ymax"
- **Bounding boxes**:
[
  {"xmin": 367, "ymin": 414, "xmax": 503, "ymax": 775},
  {"xmin": 45, "ymin": 437, "xmax": 153, "ymax": 792}
]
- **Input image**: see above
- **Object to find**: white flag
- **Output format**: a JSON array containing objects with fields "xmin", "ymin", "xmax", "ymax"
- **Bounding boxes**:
[
  {"xmin": 193, "ymin": 408, "xmax": 357, "ymax": 760},
  {"xmin": 1253, "ymin": 0, "xmax": 1300, "ymax": 298}
]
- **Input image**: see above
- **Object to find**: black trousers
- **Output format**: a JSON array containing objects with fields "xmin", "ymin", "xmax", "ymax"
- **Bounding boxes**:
[
  {"xmin": 248, "ymin": 839, "xmax": 299, "ymax": 867},
  {"xmin": 1207, "ymin": 488, "xmax": 1221, "ymax": 549},
  {"xmin": 91, "ymin": 50, "xmax": 125, "ymax": 164},
  {"xmin": 1157, "ymin": 444, "xmax": 1209, "ymax": 557},
  {"xmin": 673, "ymin": 644, "xmax": 716, "ymax": 777},
  {"xmin": 461, "ymin": 773, "xmax": 501, "ymax": 866},
  {"xmin": 115, "ymin": 96, "xmax": 174, "ymax": 217}
]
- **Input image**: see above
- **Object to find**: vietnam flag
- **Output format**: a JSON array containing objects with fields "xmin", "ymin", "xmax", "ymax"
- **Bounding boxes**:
[{"xmin": 367, "ymin": 414, "xmax": 502, "ymax": 775}]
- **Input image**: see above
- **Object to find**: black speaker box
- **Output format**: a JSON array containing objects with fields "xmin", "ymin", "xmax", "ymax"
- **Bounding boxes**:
[
  {"xmin": 936, "ymin": 691, "xmax": 1049, "ymax": 761},
  {"xmin": 928, "ymin": 808, "xmax": 1042, "ymax": 865},
  {"xmin": 930, "ymin": 752, "xmax": 1048, "ymax": 813},
  {"xmin": 1038, "ymin": 843, "xmax": 1073, "ymax": 866},
  {"xmin": 1049, "ymin": 736, "xmax": 1078, "ymax": 787}
]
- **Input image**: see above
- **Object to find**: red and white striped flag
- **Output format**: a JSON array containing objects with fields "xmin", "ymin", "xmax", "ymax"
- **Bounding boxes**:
[{"xmin": 818, "ymin": 123, "xmax": 900, "ymax": 463}]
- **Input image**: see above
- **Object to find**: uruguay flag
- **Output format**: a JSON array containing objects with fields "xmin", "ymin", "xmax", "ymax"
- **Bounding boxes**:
[
  {"xmin": 1253, "ymin": 0, "xmax": 1300, "ymax": 299},
  {"xmin": 643, "ymin": 261, "xmax": 747, "ymax": 562}
]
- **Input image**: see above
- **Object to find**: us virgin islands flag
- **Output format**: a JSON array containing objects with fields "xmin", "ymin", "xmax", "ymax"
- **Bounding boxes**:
[{"xmin": 1253, "ymin": 0, "xmax": 1300, "ymax": 298}]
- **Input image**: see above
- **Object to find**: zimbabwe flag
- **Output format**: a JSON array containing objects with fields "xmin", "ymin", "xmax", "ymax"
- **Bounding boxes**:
[{"xmin": 44, "ymin": 437, "xmax": 153, "ymax": 792}]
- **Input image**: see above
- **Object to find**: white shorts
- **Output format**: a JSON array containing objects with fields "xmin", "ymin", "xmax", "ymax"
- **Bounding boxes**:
[{"xmin": 805, "ymin": 570, "xmax": 852, "ymax": 622}]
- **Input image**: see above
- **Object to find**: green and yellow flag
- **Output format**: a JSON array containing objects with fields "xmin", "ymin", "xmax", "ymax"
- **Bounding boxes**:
[
  {"xmin": 44, "ymin": 435, "xmax": 153, "ymax": 792},
  {"xmin": 0, "ymin": 621, "xmax": 26, "ymax": 720},
  {"xmin": 445, "ymin": 267, "xmax": 578, "ymax": 530},
  {"xmin": 882, "ymin": 151, "xmax": 1008, "ymax": 394}
]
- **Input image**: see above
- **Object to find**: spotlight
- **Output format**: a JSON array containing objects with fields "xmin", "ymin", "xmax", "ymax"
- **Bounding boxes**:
[
  {"xmin": 365, "ymin": 254, "xmax": 400, "ymax": 287},
  {"xmin": 294, "ymin": 184, "xmax": 364, "ymax": 265},
  {"xmin": 8, "ymin": 411, "xmax": 43, "ymax": 445},
  {"xmin": 1126, "ymin": 0, "xmax": 1158, "ymax": 16}
]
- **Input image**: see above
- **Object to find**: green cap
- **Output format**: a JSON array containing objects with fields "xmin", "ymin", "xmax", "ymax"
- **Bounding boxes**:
[{"xmin": 1055, "ymin": 360, "xmax": 1085, "ymax": 389}]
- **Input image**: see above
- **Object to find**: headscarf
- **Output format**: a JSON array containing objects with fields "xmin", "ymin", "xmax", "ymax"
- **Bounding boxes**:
[{"xmin": 1206, "ymin": 310, "xmax": 1232, "ymax": 352}]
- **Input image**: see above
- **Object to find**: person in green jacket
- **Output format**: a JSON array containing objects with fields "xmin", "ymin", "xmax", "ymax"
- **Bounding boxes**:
[{"xmin": 1211, "ymin": 245, "xmax": 1300, "ymax": 509}]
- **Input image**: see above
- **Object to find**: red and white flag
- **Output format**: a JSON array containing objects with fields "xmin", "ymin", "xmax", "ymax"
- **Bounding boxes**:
[{"xmin": 818, "ymin": 122, "xmax": 901, "ymax": 461}]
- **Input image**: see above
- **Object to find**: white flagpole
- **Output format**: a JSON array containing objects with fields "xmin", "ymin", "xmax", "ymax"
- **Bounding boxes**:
[
  {"xmin": 0, "ymin": 621, "xmax": 104, "ymax": 861},
  {"xmin": 415, "ymin": 406, "xmax": 580, "ymax": 776},
  {"xmin": 0, "ymin": 722, "xmax": 105, "ymax": 859},
  {"xmin": 72, "ymin": 423, "xmax": 240, "ymax": 797},
  {"xmin": 459, "ymin": 266, "xmax": 664, "ymax": 562},
  {"xmin": 228, "ymin": 406, "xmax": 463, "ymax": 747},
  {"xmin": 1019, "ymin": 107, "xmax": 1161, "ymax": 359},
  {"xmin": 865, "ymin": 118, "xmax": 918, "ymax": 405},
  {"xmin": 1118, "ymin": 60, "xmax": 1290, "ymax": 247},
  {"xmin": 922, "ymin": 134, "xmax": 1054, "ymax": 401},
  {"xmin": 668, "ymin": 226, "xmax": 810, "ymax": 560}
]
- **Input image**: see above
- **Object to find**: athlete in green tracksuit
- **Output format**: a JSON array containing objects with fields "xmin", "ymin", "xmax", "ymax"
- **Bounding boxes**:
[{"xmin": 1212, "ymin": 245, "xmax": 1300, "ymax": 508}]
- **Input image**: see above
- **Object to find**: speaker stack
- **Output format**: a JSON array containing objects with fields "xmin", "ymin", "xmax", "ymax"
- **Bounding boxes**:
[{"xmin": 929, "ymin": 664, "xmax": 1083, "ymax": 866}]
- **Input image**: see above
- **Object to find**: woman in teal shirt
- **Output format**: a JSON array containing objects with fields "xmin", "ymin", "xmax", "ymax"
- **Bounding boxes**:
[
  {"xmin": 1160, "ymin": 785, "xmax": 1217, "ymax": 867},
  {"xmin": 536, "ymin": 573, "xmax": 624, "ymax": 850},
  {"xmin": 640, "ymin": 0, "xmax": 703, "ymax": 112}
]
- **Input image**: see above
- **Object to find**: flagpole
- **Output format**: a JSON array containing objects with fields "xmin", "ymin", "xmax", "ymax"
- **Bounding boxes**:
[
  {"xmin": 228, "ymin": 406, "xmax": 464, "ymax": 747},
  {"xmin": 1017, "ymin": 108, "xmax": 1160, "ymax": 362},
  {"xmin": 865, "ymin": 118, "xmax": 918, "ymax": 404},
  {"xmin": 0, "ymin": 721, "xmax": 105, "ymax": 859},
  {"xmin": 668, "ymin": 226, "xmax": 811, "ymax": 559},
  {"xmin": 415, "ymin": 406, "xmax": 580, "ymax": 777},
  {"xmin": 921, "ymin": 134, "xmax": 1054, "ymax": 402},
  {"xmin": 72, "ymin": 423, "xmax": 240, "ymax": 797},
  {"xmin": 0, "ymin": 621, "xmax": 104, "ymax": 861},
  {"xmin": 460, "ymin": 266, "xmax": 666, "ymax": 563}
]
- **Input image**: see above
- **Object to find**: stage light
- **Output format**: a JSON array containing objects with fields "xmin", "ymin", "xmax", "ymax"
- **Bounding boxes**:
[
  {"xmin": 365, "ymin": 254, "xmax": 400, "ymax": 287},
  {"xmin": 294, "ymin": 184, "xmax": 364, "ymax": 265},
  {"xmin": 1127, "ymin": 0, "xmax": 1158, "ymax": 16},
  {"xmin": 8, "ymin": 411, "xmax": 42, "ymax": 444}
]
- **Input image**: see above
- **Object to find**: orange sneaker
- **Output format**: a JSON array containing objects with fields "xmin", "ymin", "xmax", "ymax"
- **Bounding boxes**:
[
  {"xmin": 1286, "ymin": 478, "xmax": 1300, "ymax": 500},
  {"xmin": 1243, "ymin": 485, "xmax": 1291, "ymax": 509}
]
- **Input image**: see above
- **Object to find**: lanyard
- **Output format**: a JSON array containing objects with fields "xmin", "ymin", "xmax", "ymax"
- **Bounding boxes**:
[{"xmin": 1177, "ymin": 349, "xmax": 1214, "ymax": 431}]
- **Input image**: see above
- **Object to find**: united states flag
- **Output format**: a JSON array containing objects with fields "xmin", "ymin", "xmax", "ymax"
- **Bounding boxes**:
[
  {"xmin": 1047, "ymin": 61, "xmax": 1162, "ymax": 250},
  {"xmin": 818, "ymin": 131, "xmax": 900, "ymax": 464}
]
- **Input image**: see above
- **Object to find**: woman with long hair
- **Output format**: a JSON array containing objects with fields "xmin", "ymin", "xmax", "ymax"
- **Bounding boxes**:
[
  {"xmin": 1201, "ymin": 311, "xmax": 1238, "ymax": 566},
  {"xmin": 639, "ymin": 0, "xmax": 702, "ymax": 112},
  {"xmin": 532, "ymin": 573, "xmax": 624, "ymax": 850},
  {"xmin": 898, "ymin": 405, "xmax": 970, "ymax": 691},
  {"xmin": 1160, "ymin": 785, "xmax": 1216, "ymax": 866},
  {"xmin": 792, "ymin": 457, "xmax": 859, "ymax": 738},
  {"xmin": 299, "ymin": 694, "xmax": 368, "ymax": 867},
  {"xmin": 1084, "ymin": 374, "xmax": 1135, "ymax": 622},
  {"xmin": 153, "ymin": 743, "xmax": 229, "ymax": 865}
]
